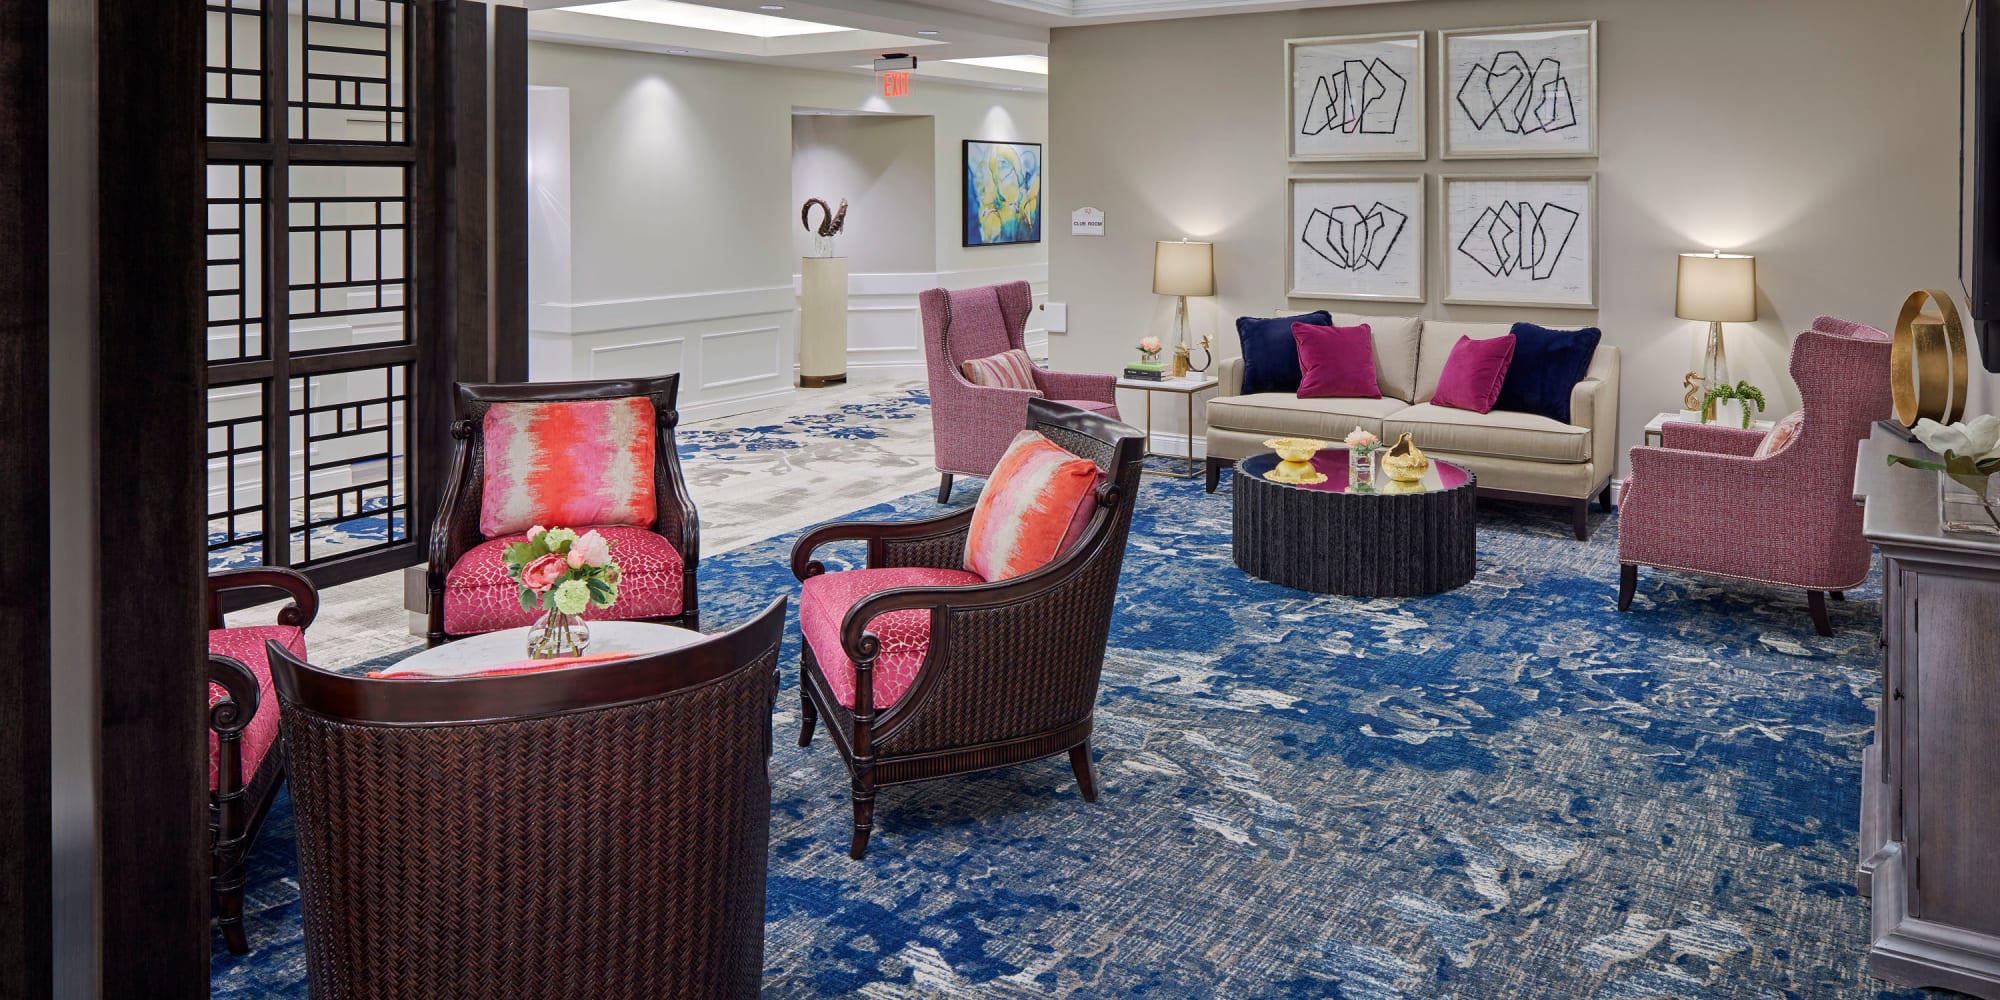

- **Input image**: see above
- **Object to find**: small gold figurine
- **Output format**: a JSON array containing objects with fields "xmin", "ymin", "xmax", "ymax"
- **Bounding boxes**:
[
  {"xmin": 1380, "ymin": 432, "xmax": 1429, "ymax": 483},
  {"xmin": 1682, "ymin": 371, "xmax": 1706, "ymax": 413}
]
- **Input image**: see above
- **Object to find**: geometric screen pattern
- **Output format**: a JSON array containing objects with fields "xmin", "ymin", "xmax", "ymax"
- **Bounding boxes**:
[
  {"xmin": 288, "ymin": 365, "xmax": 410, "ymax": 566},
  {"xmin": 291, "ymin": 0, "xmax": 410, "ymax": 144}
]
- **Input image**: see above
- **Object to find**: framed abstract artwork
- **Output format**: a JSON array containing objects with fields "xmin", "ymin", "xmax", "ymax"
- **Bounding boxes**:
[
  {"xmin": 1286, "ymin": 32, "xmax": 1426, "ymax": 161},
  {"xmin": 1441, "ymin": 174, "xmax": 1595, "ymax": 308},
  {"xmin": 1440, "ymin": 22, "xmax": 1597, "ymax": 159},
  {"xmin": 963, "ymin": 140, "xmax": 1043, "ymax": 247},
  {"xmin": 1287, "ymin": 175, "xmax": 1425, "ymax": 303}
]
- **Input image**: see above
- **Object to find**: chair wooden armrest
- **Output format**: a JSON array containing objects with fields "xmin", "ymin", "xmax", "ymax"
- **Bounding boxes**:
[
  {"xmin": 207, "ymin": 566, "xmax": 319, "ymax": 630},
  {"xmin": 790, "ymin": 507, "xmax": 977, "ymax": 580}
]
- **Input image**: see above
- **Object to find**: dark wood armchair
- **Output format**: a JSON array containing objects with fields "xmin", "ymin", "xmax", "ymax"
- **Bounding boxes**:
[
  {"xmin": 423, "ymin": 375, "xmax": 700, "ymax": 646},
  {"xmin": 790, "ymin": 399, "xmax": 1145, "ymax": 858},
  {"xmin": 205, "ymin": 566, "xmax": 318, "ymax": 954},
  {"xmin": 267, "ymin": 598, "xmax": 785, "ymax": 999}
]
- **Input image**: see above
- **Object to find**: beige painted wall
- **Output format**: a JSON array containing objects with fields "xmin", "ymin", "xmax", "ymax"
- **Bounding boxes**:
[
  {"xmin": 530, "ymin": 41, "xmax": 1048, "ymax": 304},
  {"xmin": 1048, "ymin": 0, "xmax": 1986, "ymax": 472},
  {"xmin": 792, "ymin": 114, "xmax": 937, "ymax": 274}
]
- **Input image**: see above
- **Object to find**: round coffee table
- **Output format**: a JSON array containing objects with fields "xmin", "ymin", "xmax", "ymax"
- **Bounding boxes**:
[
  {"xmin": 388, "ymin": 621, "xmax": 704, "ymax": 678},
  {"xmin": 1232, "ymin": 447, "xmax": 1477, "ymax": 597}
]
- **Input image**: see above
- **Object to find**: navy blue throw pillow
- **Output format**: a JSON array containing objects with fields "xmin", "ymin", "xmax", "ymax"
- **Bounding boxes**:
[
  {"xmin": 1235, "ymin": 311, "xmax": 1332, "ymax": 395},
  {"xmin": 1497, "ymin": 323, "xmax": 1601, "ymax": 423}
]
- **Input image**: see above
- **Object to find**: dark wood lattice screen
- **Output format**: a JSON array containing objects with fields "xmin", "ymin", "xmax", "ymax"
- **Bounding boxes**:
[{"xmin": 203, "ymin": 0, "xmax": 444, "ymax": 582}]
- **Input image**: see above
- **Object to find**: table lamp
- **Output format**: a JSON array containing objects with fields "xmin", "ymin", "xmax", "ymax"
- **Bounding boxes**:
[
  {"xmin": 1154, "ymin": 238, "xmax": 1215, "ymax": 377},
  {"xmin": 1675, "ymin": 251, "xmax": 1757, "ymax": 416}
]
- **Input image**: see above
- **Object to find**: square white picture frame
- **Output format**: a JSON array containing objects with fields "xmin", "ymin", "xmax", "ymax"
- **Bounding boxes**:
[
  {"xmin": 1440, "ymin": 22, "xmax": 1597, "ymax": 159},
  {"xmin": 1288, "ymin": 175, "xmax": 1426, "ymax": 303},
  {"xmin": 1286, "ymin": 32, "xmax": 1427, "ymax": 161},
  {"xmin": 1441, "ymin": 174, "xmax": 1596, "ymax": 308}
]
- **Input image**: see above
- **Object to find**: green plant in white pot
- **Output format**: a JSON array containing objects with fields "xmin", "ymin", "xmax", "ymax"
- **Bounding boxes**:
[
  {"xmin": 1888, "ymin": 415, "xmax": 2000, "ymax": 531},
  {"xmin": 1700, "ymin": 380, "xmax": 1767, "ymax": 429}
]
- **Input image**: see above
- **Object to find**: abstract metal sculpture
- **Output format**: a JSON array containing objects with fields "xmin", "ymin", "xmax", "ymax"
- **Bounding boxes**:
[{"xmin": 801, "ymin": 197, "xmax": 847, "ymax": 258}]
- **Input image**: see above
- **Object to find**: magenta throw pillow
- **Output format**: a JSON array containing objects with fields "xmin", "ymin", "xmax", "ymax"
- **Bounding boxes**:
[
  {"xmin": 1293, "ymin": 322, "xmax": 1381, "ymax": 399},
  {"xmin": 1431, "ymin": 335, "xmax": 1517, "ymax": 414}
]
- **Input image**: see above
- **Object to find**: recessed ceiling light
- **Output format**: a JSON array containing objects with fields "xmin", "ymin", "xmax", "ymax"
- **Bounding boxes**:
[
  {"xmin": 939, "ymin": 54, "xmax": 1048, "ymax": 75},
  {"xmin": 667, "ymin": 48, "xmax": 690, "ymax": 54},
  {"xmin": 758, "ymin": 3, "xmax": 783, "ymax": 8},
  {"xmin": 917, "ymin": 29, "xmax": 939, "ymax": 35},
  {"xmin": 566, "ymin": 1, "xmax": 843, "ymax": 38}
]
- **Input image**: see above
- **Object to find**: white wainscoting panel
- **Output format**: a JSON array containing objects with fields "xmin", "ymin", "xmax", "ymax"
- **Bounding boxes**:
[
  {"xmin": 530, "ymin": 284, "xmax": 797, "ymax": 422},
  {"xmin": 795, "ymin": 262, "xmax": 1051, "ymax": 380}
]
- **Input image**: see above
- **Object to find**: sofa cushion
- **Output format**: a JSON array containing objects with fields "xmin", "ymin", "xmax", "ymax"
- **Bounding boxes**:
[
  {"xmin": 1383, "ymin": 403, "xmax": 1593, "ymax": 464},
  {"xmin": 1294, "ymin": 322, "xmax": 1381, "ymax": 399},
  {"xmin": 444, "ymin": 525, "xmax": 684, "ymax": 635},
  {"xmin": 479, "ymin": 396, "xmax": 658, "ymax": 539},
  {"xmin": 1235, "ymin": 311, "xmax": 1331, "ymax": 395},
  {"xmin": 1415, "ymin": 320, "xmax": 1515, "ymax": 403},
  {"xmin": 801, "ymin": 566, "xmax": 985, "ymax": 709},
  {"xmin": 207, "ymin": 624, "xmax": 304, "ymax": 792},
  {"xmin": 1431, "ymin": 334, "xmax": 1516, "ymax": 414},
  {"xmin": 1325, "ymin": 312, "xmax": 1421, "ymax": 401},
  {"xmin": 1498, "ymin": 323, "xmax": 1602, "ymax": 423},
  {"xmin": 1754, "ymin": 410, "xmax": 1805, "ymax": 458},
  {"xmin": 1206, "ymin": 393, "xmax": 1407, "ymax": 440}
]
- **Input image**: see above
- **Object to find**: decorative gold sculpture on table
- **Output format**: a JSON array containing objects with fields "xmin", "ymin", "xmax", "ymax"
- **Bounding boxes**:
[
  {"xmin": 1263, "ymin": 437, "xmax": 1328, "ymax": 485},
  {"xmin": 1682, "ymin": 371, "xmax": 1707, "ymax": 415},
  {"xmin": 1892, "ymin": 289, "xmax": 1970, "ymax": 428},
  {"xmin": 1379, "ymin": 432, "xmax": 1429, "ymax": 483}
]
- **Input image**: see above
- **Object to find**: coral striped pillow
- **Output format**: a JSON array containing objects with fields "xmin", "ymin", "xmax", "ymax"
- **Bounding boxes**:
[
  {"xmin": 479, "ymin": 397, "xmax": 658, "ymax": 539},
  {"xmin": 1753, "ymin": 410, "xmax": 1805, "ymax": 458},
  {"xmin": 963, "ymin": 431, "xmax": 1102, "ymax": 582},
  {"xmin": 960, "ymin": 349, "xmax": 1041, "ymax": 391}
]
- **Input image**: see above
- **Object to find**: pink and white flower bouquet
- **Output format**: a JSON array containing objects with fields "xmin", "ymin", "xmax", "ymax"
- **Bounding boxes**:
[
  {"xmin": 1343, "ymin": 426, "xmax": 1382, "ymax": 454},
  {"xmin": 1137, "ymin": 336, "xmax": 1163, "ymax": 364},
  {"xmin": 503, "ymin": 526, "xmax": 621, "ymax": 617}
]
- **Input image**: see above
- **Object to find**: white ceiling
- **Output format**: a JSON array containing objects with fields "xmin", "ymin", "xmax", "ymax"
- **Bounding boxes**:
[{"xmin": 526, "ymin": 0, "xmax": 1420, "ymax": 92}]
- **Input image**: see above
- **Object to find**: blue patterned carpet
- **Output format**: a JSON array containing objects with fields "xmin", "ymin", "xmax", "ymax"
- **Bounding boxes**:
[{"xmin": 211, "ymin": 471, "xmax": 1935, "ymax": 999}]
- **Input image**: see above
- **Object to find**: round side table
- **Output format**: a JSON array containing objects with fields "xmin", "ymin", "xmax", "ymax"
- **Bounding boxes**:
[
  {"xmin": 390, "ymin": 621, "xmax": 704, "ymax": 678},
  {"xmin": 1232, "ymin": 448, "xmax": 1478, "ymax": 597}
]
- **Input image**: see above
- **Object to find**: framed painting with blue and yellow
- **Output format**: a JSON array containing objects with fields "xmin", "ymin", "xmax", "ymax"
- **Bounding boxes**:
[{"xmin": 962, "ymin": 139, "xmax": 1043, "ymax": 247}]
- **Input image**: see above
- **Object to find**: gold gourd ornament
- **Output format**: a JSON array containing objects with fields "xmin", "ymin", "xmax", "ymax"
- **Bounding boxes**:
[{"xmin": 1380, "ymin": 432, "xmax": 1429, "ymax": 483}]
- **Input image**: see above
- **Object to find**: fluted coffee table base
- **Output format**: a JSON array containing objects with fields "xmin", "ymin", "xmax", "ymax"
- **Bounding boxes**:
[{"xmin": 1232, "ymin": 450, "xmax": 1477, "ymax": 597}]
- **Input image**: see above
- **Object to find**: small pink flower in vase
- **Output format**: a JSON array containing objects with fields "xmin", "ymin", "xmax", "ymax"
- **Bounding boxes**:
[
  {"xmin": 1137, "ymin": 336, "xmax": 1163, "ymax": 364},
  {"xmin": 567, "ymin": 529, "xmax": 613, "ymax": 569},
  {"xmin": 520, "ymin": 552, "xmax": 569, "ymax": 592},
  {"xmin": 1343, "ymin": 426, "xmax": 1381, "ymax": 488}
]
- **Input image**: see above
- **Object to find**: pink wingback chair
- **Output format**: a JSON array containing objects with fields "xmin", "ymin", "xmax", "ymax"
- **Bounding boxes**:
[
  {"xmin": 1617, "ymin": 317, "xmax": 1892, "ymax": 635},
  {"xmin": 920, "ymin": 281, "xmax": 1119, "ymax": 503}
]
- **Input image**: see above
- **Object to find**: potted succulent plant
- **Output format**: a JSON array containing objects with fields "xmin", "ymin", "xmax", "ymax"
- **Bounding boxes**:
[{"xmin": 1700, "ymin": 379, "xmax": 1767, "ymax": 429}]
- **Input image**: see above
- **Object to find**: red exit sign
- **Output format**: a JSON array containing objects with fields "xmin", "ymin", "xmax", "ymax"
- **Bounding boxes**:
[{"xmin": 881, "ymin": 71, "xmax": 910, "ymax": 97}]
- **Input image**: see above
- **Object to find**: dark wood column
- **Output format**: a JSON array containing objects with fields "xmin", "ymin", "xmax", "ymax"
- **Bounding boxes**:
[
  {"xmin": 97, "ymin": 1, "xmax": 209, "ymax": 996},
  {"xmin": 493, "ymin": 3, "xmax": 530, "ymax": 382},
  {"xmin": 0, "ymin": 1, "xmax": 51, "ymax": 996}
]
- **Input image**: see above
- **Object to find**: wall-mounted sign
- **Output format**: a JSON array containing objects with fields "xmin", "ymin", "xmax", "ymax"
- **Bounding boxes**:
[
  {"xmin": 1071, "ymin": 206, "xmax": 1105, "ymax": 236},
  {"xmin": 881, "ymin": 71, "xmax": 910, "ymax": 98}
]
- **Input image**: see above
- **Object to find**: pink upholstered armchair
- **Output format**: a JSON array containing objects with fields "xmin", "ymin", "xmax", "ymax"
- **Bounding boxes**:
[
  {"xmin": 1617, "ymin": 317, "xmax": 1892, "ymax": 635},
  {"xmin": 920, "ymin": 281, "xmax": 1118, "ymax": 503}
]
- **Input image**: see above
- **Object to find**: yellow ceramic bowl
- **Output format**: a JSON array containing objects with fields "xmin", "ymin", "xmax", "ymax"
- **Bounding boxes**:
[{"xmin": 1263, "ymin": 437, "xmax": 1327, "ymax": 463}]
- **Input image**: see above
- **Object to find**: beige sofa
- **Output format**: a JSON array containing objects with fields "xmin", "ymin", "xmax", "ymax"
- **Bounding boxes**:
[{"xmin": 1204, "ymin": 313, "xmax": 1620, "ymax": 539}]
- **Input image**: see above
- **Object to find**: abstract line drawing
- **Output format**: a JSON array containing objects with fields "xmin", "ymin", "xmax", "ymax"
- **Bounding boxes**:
[
  {"xmin": 1301, "ymin": 202, "xmax": 1409, "ymax": 272},
  {"xmin": 1298, "ymin": 58, "xmax": 1407, "ymax": 137},
  {"xmin": 1456, "ymin": 51, "xmax": 1578, "ymax": 135},
  {"xmin": 1456, "ymin": 201, "xmax": 1580, "ymax": 280}
]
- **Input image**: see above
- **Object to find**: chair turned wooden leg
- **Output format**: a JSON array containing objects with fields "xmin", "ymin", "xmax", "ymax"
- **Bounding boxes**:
[
  {"xmin": 797, "ymin": 687, "xmax": 817, "ymax": 748},
  {"xmin": 1571, "ymin": 499, "xmax": 1590, "ymax": 540},
  {"xmin": 1808, "ymin": 590, "xmax": 1834, "ymax": 637},
  {"xmin": 1598, "ymin": 483, "xmax": 1615, "ymax": 512},
  {"xmin": 937, "ymin": 473, "xmax": 954, "ymax": 505},
  {"xmin": 217, "ymin": 882, "xmax": 249, "ymax": 955},
  {"xmin": 1617, "ymin": 564, "xmax": 1637, "ymax": 612},
  {"xmin": 849, "ymin": 791, "xmax": 876, "ymax": 860},
  {"xmin": 1069, "ymin": 742, "xmax": 1100, "ymax": 803}
]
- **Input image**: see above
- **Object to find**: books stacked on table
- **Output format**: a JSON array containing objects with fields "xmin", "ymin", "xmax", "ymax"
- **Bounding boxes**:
[{"xmin": 1123, "ymin": 363, "xmax": 1165, "ymax": 382}]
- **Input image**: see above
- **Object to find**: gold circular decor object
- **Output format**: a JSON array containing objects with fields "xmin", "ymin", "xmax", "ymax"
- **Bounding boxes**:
[{"xmin": 1892, "ymin": 289, "xmax": 1969, "ymax": 427}]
